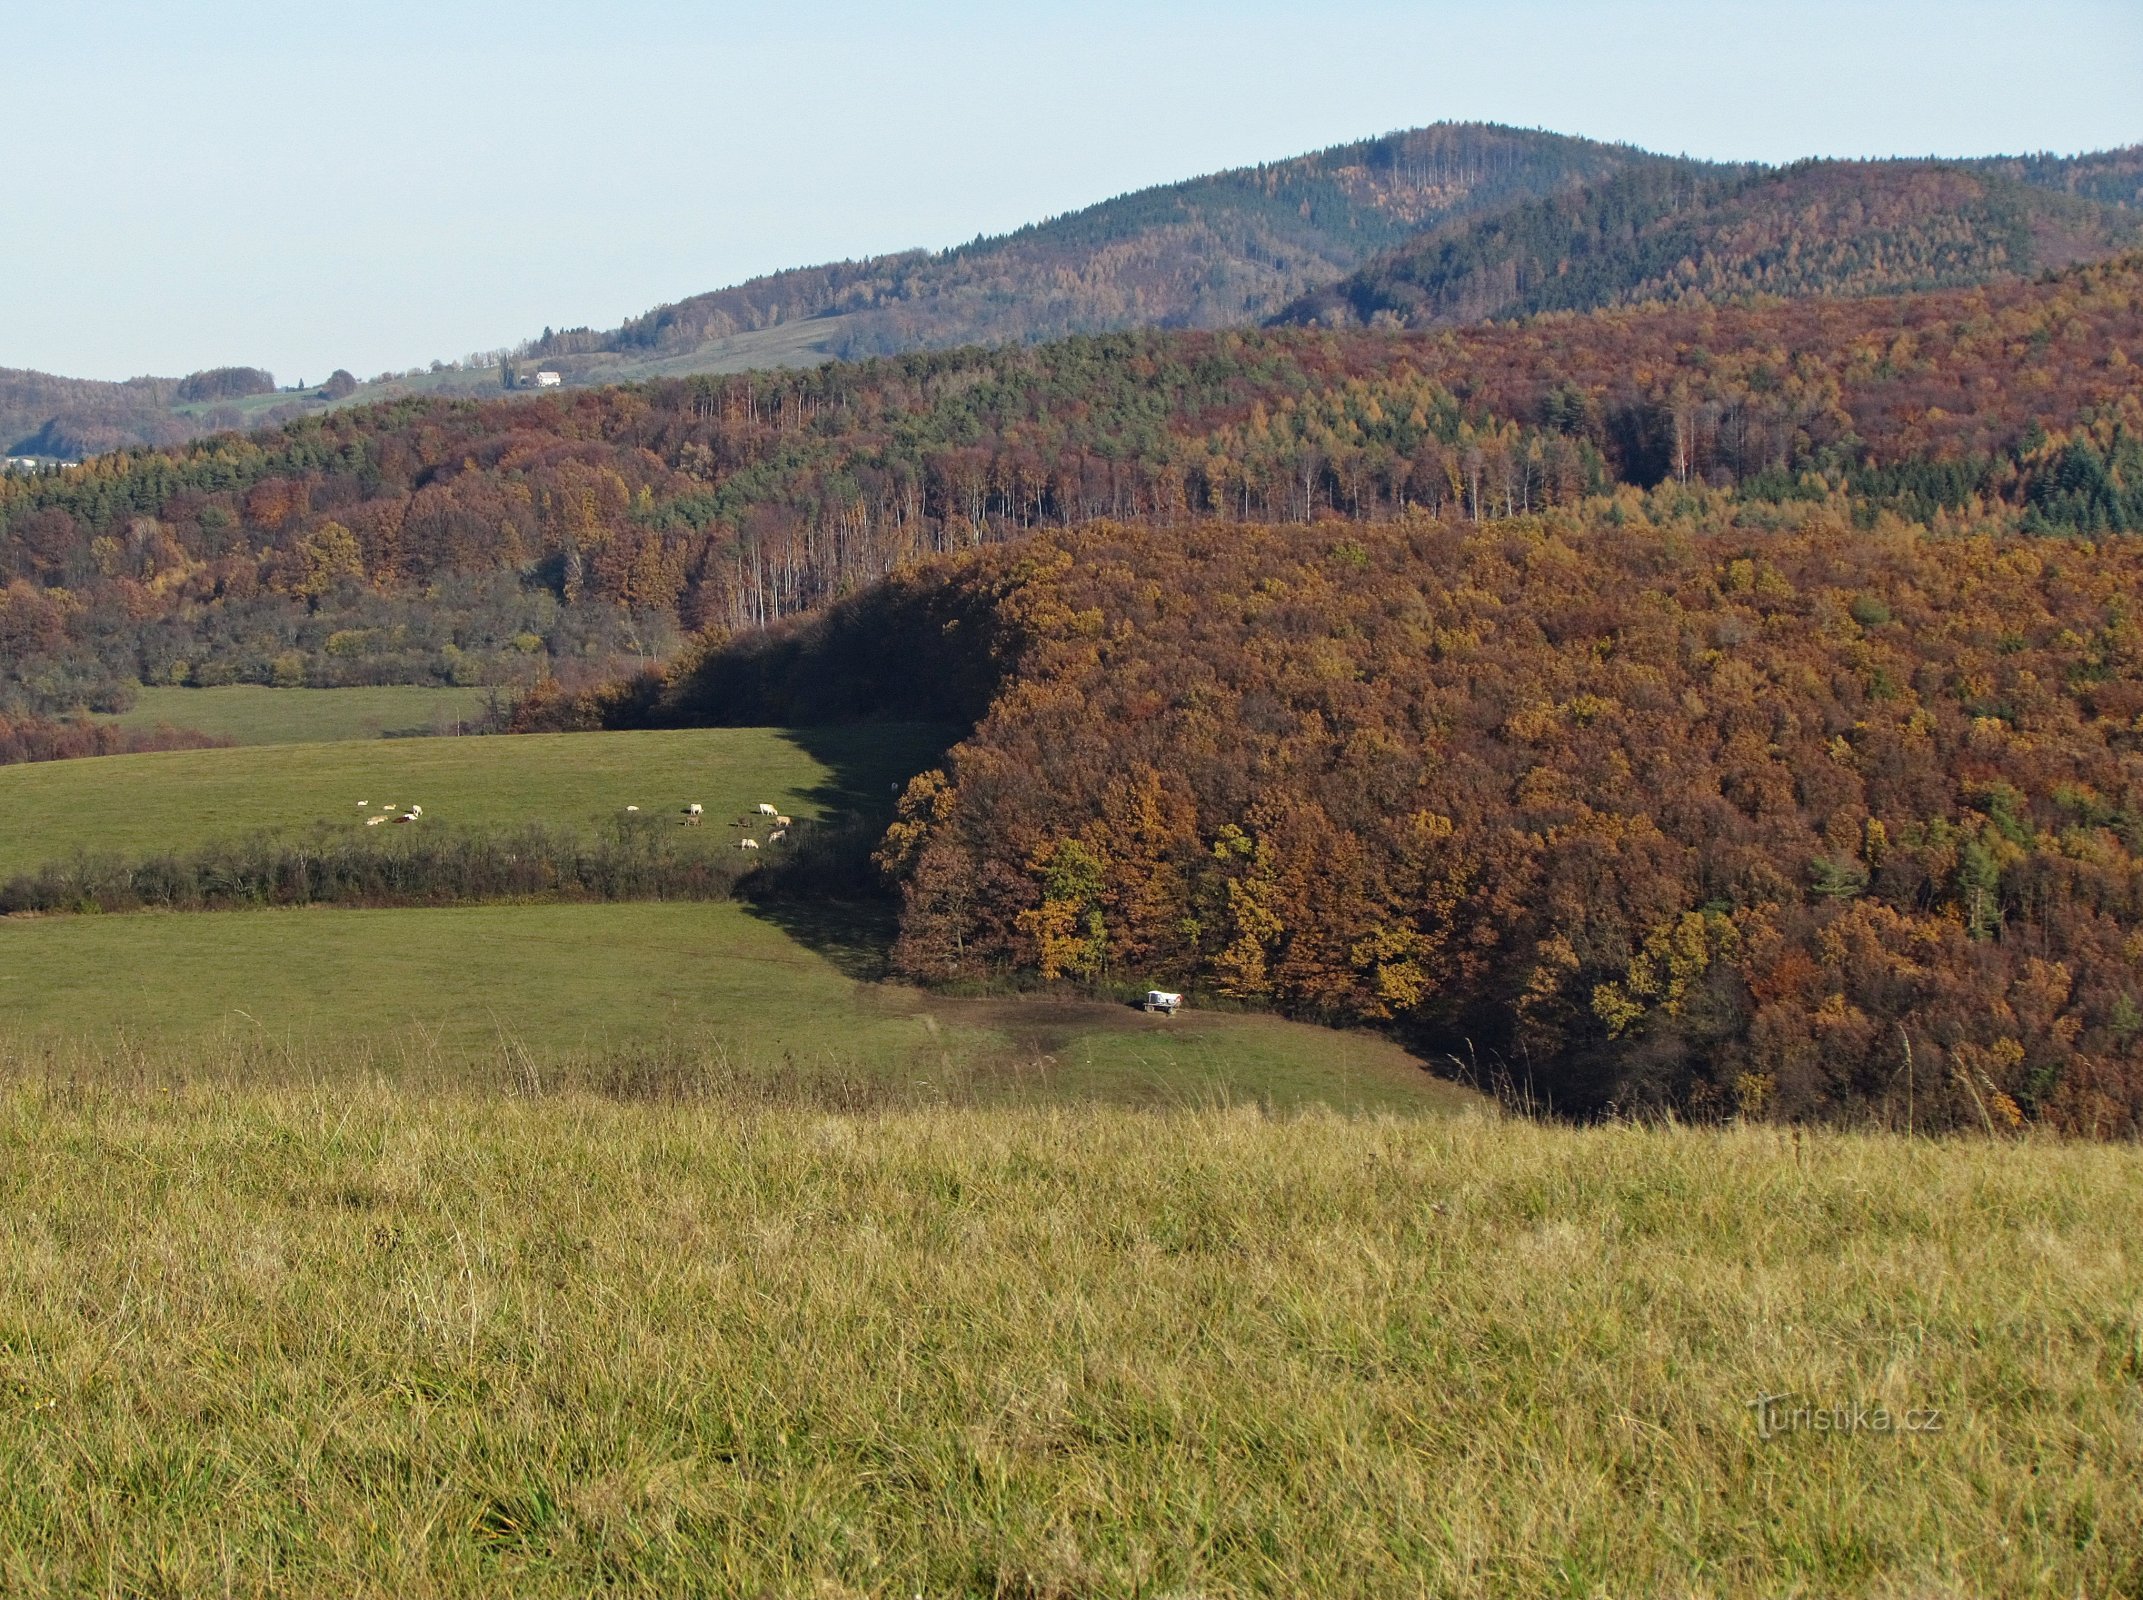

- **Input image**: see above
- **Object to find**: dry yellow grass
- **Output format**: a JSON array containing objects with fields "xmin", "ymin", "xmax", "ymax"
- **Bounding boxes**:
[{"xmin": 0, "ymin": 1071, "xmax": 2136, "ymax": 1596}]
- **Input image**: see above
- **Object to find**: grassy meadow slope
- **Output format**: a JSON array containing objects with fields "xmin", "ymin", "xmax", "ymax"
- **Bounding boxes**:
[
  {"xmin": 0, "ymin": 1085, "xmax": 2133, "ymax": 1596},
  {"xmin": 0, "ymin": 715, "xmax": 1457, "ymax": 1112},
  {"xmin": 0, "ymin": 724, "xmax": 941, "ymax": 878},
  {"xmin": 0, "ymin": 902, "xmax": 1456, "ymax": 1113},
  {"xmin": 105, "ymin": 684, "xmax": 492, "ymax": 745}
]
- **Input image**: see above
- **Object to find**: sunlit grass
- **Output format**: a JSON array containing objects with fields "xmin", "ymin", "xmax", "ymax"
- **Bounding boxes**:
[
  {"xmin": 105, "ymin": 684, "xmax": 493, "ymax": 745},
  {"xmin": 0, "ymin": 903, "xmax": 1464, "ymax": 1115},
  {"xmin": 0, "ymin": 723, "xmax": 943, "ymax": 877},
  {"xmin": 0, "ymin": 1080, "xmax": 2133, "ymax": 1596}
]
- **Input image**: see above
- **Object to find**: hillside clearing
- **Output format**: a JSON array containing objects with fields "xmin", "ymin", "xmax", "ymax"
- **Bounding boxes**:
[
  {"xmin": 0, "ymin": 724, "xmax": 944, "ymax": 879},
  {"xmin": 0, "ymin": 1086, "xmax": 2133, "ymax": 1596},
  {"xmin": 105, "ymin": 685, "xmax": 493, "ymax": 745}
]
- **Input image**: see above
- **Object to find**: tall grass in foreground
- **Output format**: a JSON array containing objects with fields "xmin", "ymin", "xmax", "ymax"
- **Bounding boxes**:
[{"xmin": 0, "ymin": 1073, "xmax": 2137, "ymax": 1597}]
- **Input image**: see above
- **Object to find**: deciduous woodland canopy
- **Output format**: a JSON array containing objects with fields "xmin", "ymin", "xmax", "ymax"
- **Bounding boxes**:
[
  {"xmin": 3, "ymin": 255, "xmax": 2140, "ymax": 715},
  {"xmin": 627, "ymin": 500, "xmax": 2143, "ymax": 1137},
  {"xmin": 3, "ymin": 245, "xmax": 2140, "ymax": 1134},
  {"xmin": 0, "ymin": 710, "xmax": 226, "ymax": 767}
]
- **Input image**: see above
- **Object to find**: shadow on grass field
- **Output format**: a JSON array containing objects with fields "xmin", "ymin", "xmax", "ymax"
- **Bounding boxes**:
[{"xmin": 742, "ymin": 894, "xmax": 900, "ymax": 980}]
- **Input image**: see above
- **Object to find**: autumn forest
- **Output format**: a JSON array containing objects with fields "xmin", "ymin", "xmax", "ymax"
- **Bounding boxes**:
[{"xmin": 5, "ymin": 154, "xmax": 2143, "ymax": 1132}]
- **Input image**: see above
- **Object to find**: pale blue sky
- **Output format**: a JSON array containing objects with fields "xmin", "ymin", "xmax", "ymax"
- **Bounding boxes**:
[{"xmin": 4, "ymin": 0, "xmax": 2138, "ymax": 383}]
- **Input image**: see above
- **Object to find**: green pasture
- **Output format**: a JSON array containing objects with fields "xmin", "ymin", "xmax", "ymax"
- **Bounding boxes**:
[
  {"xmin": 0, "ymin": 717, "xmax": 1465, "ymax": 1113},
  {"xmin": 0, "ymin": 902, "xmax": 1463, "ymax": 1114},
  {"xmin": 0, "ymin": 724, "xmax": 943, "ymax": 879},
  {"xmin": 108, "ymin": 684, "xmax": 493, "ymax": 745}
]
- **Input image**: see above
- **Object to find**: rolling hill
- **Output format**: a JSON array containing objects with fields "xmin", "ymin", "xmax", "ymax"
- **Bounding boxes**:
[
  {"xmin": 0, "ymin": 368, "xmax": 196, "ymax": 462},
  {"xmin": 1274, "ymin": 158, "xmax": 2143, "ymax": 329},
  {"xmin": 9, "ymin": 130, "xmax": 2138, "ymax": 461},
  {"xmin": 4, "ymin": 248, "xmax": 2139, "ymax": 717},
  {"xmin": 523, "ymin": 122, "xmax": 1666, "ymax": 374},
  {"xmin": 3, "ymin": 123, "xmax": 1656, "ymax": 458},
  {"xmin": 509, "ymin": 140, "xmax": 2143, "ymax": 380},
  {"xmin": 0, "ymin": 365, "xmax": 322, "ymax": 463}
]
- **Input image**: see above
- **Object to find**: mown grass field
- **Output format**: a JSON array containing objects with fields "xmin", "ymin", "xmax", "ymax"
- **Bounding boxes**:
[
  {"xmin": 0, "ymin": 724, "xmax": 943, "ymax": 878},
  {"xmin": 0, "ymin": 902, "xmax": 1460, "ymax": 1114},
  {"xmin": 108, "ymin": 685, "xmax": 494, "ymax": 745},
  {"xmin": 0, "ymin": 1083, "xmax": 2134, "ymax": 1597}
]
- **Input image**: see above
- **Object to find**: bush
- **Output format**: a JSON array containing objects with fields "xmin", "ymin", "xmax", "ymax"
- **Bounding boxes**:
[
  {"xmin": 0, "ymin": 712, "xmax": 228, "ymax": 767},
  {"xmin": 174, "ymin": 366, "xmax": 276, "ymax": 403},
  {"xmin": 0, "ymin": 821, "xmax": 755, "ymax": 916}
]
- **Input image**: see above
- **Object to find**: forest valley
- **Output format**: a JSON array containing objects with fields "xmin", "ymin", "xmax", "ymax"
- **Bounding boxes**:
[{"xmin": 4, "ymin": 257, "xmax": 2143, "ymax": 1135}]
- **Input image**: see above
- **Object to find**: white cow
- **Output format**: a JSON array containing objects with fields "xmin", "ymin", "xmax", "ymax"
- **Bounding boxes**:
[
  {"xmin": 737, "ymin": 838, "xmax": 760, "ymax": 850},
  {"xmin": 755, "ymin": 803, "xmax": 777, "ymax": 816}
]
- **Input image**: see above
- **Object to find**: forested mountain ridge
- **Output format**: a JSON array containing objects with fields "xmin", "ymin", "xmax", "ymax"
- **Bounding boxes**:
[
  {"xmin": 1275, "ymin": 158, "xmax": 2143, "ymax": 330},
  {"xmin": 2, "ymin": 250, "xmax": 2137, "ymax": 716},
  {"xmin": 0, "ymin": 124, "xmax": 1664, "ymax": 459},
  {"xmin": 9, "ymin": 131, "xmax": 2134, "ymax": 459},
  {"xmin": 541, "ymin": 124, "xmax": 1667, "ymax": 368}
]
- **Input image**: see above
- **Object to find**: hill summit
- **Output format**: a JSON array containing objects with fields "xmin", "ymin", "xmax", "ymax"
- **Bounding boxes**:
[{"xmin": 1275, "ymin": 156, "xmax": 2143, "ymax": 329}]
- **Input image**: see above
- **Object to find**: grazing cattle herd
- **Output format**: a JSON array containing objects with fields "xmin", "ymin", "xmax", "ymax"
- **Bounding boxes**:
[{"xmin": 344, "ymin": 797, "xmax": 800, "ymax": 849}]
